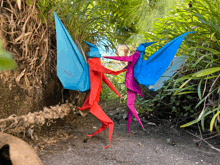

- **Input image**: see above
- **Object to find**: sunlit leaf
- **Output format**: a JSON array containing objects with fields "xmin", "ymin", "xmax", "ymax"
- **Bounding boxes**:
[
  {"xmin": 177, "ymin": 91, "xmax": 197, "ymax": 95},
  {"xmin": 0, "ymin": 40, "xmax": 16, "ymax": 71},
  {"xmin": 181, "ymin": 107, "xmax": 220, "ymax": 128},
  {"xmin": 204, "ymin": 75, "xmax": 217, "ymax": 79},
  {"xmin": 195, "ymin": 46, "xmax": 220, "ymax": 55},
  {"xmin": 192, "ymin": 67, "xmax": 220, "ymax": 77},
  {"xmin": 210, "ymin": 111, "xmax": 220, "ymax": 132},
  {"xmin": 174, "ymin": 78, "xmax": 192, "ymax": 95}
]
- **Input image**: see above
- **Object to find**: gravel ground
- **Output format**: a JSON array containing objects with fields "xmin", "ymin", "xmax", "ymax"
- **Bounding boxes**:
[{"xmin": 37, "ymin": 112, "xmax": 220, "ymax": 165}]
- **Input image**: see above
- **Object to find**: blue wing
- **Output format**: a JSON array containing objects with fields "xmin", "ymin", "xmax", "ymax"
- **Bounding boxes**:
[
  {"xmin": 134, "ymin": 42, "xmax": 156, "ymax": 78},
  {"xmin": 145, "ymin": 56, "xmax": 188, "ymax": 91},
  {"xmin": 134, "ymin": 32, "xmax": 194, "ymax": 87},
  {"xmin": 54, "ymin": 12, "xmax": 90, "ymax": 92}
]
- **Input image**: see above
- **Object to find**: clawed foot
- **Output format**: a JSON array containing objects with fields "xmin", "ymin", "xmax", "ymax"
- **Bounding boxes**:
[{"xmin": 104, "ymin": 144, "xmax": 110, "ymax": 149}]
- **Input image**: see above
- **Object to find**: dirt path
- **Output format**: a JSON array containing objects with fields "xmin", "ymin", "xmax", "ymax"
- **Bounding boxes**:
[{"xmin": 35, "ymin": 111, "xmax": 220, "ymax": 165}]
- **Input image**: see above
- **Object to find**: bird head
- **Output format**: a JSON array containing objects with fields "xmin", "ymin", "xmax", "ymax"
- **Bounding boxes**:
[
  {"xmin": 136, "ymin": 42, "xmax": 156, "ymax": 52},
  {"xmin": 84, "ymin": 41, "xmax": 101, "ymax": 58}
]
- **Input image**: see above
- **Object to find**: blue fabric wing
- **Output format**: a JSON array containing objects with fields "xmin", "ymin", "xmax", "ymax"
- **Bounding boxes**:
[
  {"xmin": 134, "ymin": 32, "xmax": 194, "ymax": 86},
  {"xmin": 145, "ymin": 56, "xmax": 188, "ymax": 91},
  {"xmin": 54, "ymin": 12, "xmax": 90, "ymax": 92},
  {"xmin": 134, "ymin": 42, "xmax": 156, "ymax": 78}
]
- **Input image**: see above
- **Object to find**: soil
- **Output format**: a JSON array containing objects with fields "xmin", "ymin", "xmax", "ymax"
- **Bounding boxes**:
[{"xmin": 24, "ymin": 103, "xmax": 220, "ymax": 165}]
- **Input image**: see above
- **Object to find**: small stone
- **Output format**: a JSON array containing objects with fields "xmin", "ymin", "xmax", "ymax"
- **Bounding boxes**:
[
  {"xmin": 171, "ymin": 141, "xmax": 176, "ymax": 146},
  {"xmin": 123, "ymin": 113, "xmax": 128, "ymax": 119},
  {"xmin": 147, "ymin": 122, "xmax": 156, "ymax": 126},
  {"xmin": 26, "ymin": 128, "xmax": 34, "ymax": 140},
  {"xmin": 34, "ymin": 135, "xmax": 39, "ymax": 141},
  {"xmin": 138, "ymin": 142, "xmax": 142, "ymax": 146},
  {"xmin": 109, "ymin": 112, "xmax": 114, "ymax": 116},
  {"xmin": 116, "ymin": 108, "xmax": 121, "ymax": 111}
]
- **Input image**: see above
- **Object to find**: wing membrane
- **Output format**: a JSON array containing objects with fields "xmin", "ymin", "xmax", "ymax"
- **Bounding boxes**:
[
  {"xmin": 54, "ymin": 12, "xmax": 90, "ymax": 92},
  {"xmin": 134, "ymin": 32, "xmax": 194, "ymax": 86},
  {"xmin": 146, "ymin": 56, "xmax": 188, "ymax": 91}
]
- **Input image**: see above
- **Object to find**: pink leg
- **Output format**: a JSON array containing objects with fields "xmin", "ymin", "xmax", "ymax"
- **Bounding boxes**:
[
  {"xmin": 127, "ymin": 89, "xmax": 144, "ymax": 131},
  {"xmin": 127, "ymin": 109, "xmax": 132, "ymax": 133}
]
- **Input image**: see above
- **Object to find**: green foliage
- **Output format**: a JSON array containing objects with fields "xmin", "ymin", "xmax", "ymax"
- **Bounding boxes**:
[
  {"xmin": 100, "ymin": 61, "xmax": 127, "ymax": 101},
  {"xmin": 100, "ymin": 72, "xmax": 126, "ymax": 101},
  {"xmin": 0, "ymin": 39, "xmax": 16, "ymax": 71},
  {"xmin": 126, "ymin": 0, "xmax": 186, "ymax": 44},
  {"xmin": 135, "ymin": 77, "xmax": 198, "ymax": 119},
  {"xmin": 54, "ymin": 0, "xmax": 117, "ymax": 46},
  {"xmin": 26, "ymin": 0, "xmax": 220, "ymax": 132},
  {"xmin": 27, "ymin": 0, "xmax": 140, "ymax": 47},
  {"xmin": 135, "ymin": 0, "xmax": 220, "ymax": 131},
  {"xmin": 27, "ymin": 0, "xmax": 61, "ymax": 22}
]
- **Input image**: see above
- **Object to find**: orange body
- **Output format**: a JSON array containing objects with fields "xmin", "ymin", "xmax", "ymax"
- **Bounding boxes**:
[{"xmin": 78, "ymin": 58, "xmax": 126, "ymax": 148}]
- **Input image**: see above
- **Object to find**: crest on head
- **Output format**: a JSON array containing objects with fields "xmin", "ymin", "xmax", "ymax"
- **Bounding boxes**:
[{"xmin": 84, "ymin": 41, "xmax": 101, "ymax": 58}]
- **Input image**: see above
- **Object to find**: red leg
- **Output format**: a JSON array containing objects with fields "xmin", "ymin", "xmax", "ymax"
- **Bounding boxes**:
[
  {"xmin": 88, "ymin": 103, "xmax": 114, "ymax": 148},
  {"xmin": 78, "ymin": 93, "xmax": 91, "ymax": 110}
]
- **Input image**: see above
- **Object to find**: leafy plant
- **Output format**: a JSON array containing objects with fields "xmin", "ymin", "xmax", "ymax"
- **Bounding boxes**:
[
  {"xmin": 100, "ymin": 61, "xmax": 127, "ymax": 101},
  {"xmin": 27, "ymin": 0, "xmax": 61, "ymax": 22},
  {"xmin": 136, "ymin": 0, "xmax": 220, "ymax": 132},
  {"xmin": 0, "ymin": 39, "xmax": 16, "ymax": 71},
  {"xmin": 25, "ymin": 0, "xmax": 140, "ymax": 49}
]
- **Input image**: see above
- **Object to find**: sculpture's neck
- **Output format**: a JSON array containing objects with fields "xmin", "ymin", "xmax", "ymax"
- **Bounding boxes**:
[
  {"xmin": 134, "ymin": 51, "xmax": 144, "ymax": 77},
  {"xmin": 89, "ymin": 57, "xmax": 101, "ymax": 64}
]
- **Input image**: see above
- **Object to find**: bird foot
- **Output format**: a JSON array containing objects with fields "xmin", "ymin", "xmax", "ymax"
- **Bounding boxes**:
[{"xmin": 104, "ymin": 144, "xmax": 110, "ymax": 149}]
